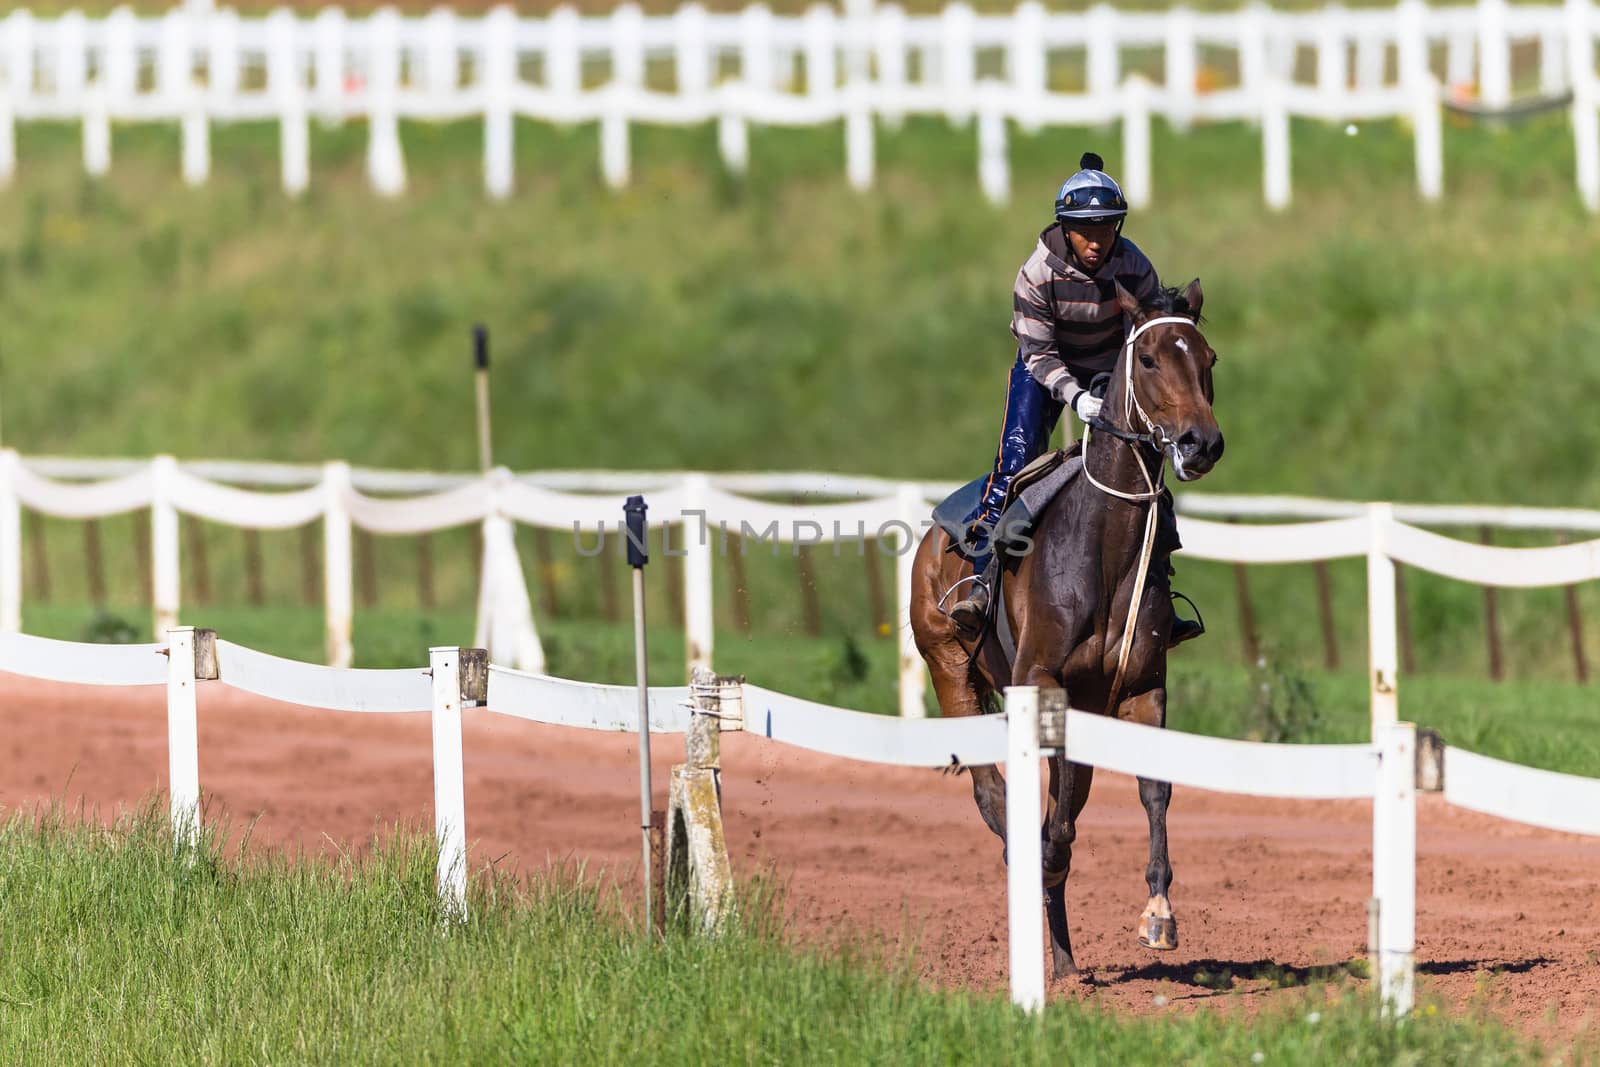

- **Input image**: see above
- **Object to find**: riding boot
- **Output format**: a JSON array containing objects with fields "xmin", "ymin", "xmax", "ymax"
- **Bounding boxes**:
[
  {"xmin": 1167, "ymin": 585, "xmax": 1206, "ymax": 648},
  {"xmin": 948, "ymin": 552, "xmax": 998, "ymax": 636},
  {"xmin": 1169, "ymin": 612, "xmax": 1205, "ymax": 648}
]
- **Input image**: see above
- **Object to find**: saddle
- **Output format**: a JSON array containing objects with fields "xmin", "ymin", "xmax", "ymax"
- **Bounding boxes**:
[{"xmin": 931, "ymin": 443, "xmax": 1083, "ymax": 566}]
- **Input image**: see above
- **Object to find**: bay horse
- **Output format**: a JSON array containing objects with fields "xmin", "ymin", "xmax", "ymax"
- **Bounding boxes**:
[{"xmin": 910, "ymin": 279, "xmax": 1223, "ymax": 980}]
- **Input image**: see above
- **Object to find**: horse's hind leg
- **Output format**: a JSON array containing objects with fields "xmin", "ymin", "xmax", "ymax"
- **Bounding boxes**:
[
  {"xmin": 927, "ymin": 657, "xmax": 1007, "ymax": 844},
  {"xmin": 1041, "ymin": 753, "xmax": 1096, "ymax": 979},
  {"xmin": 1120, "ymin": 689, "xmax": 1178, "ymax": 951}
]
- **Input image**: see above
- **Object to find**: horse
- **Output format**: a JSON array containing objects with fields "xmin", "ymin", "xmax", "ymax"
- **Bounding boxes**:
[{"xmin": 909, "ymin": 279, "xmax": 1223, "ymax": 980}]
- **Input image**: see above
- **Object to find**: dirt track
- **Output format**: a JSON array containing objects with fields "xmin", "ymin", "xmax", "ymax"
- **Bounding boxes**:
[{"xmin": 3, "ymin": 673, "xmax": 1597, "ymax": 1043}]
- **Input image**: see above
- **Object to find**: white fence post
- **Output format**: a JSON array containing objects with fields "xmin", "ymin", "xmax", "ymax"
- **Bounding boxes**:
[
  {"xmin": 423, "ymin": 7, "xmax": 457, "ymax": 97},
  {"xmin": 1366, "ymin": 502, "xmax": 1399, "ymax": 740},
  {"xmin": 1004, "ymin": 685, "xmax": 1045, "ymax": 1012},
  {"xmin": 0, "ymin": 11, "xmax": 35, "ymax": 187},
  {"xmin": 1399, "ymin": 0, "xmax": 1442, "ymax": 200},
  {"xmin": 1009, "ymin": 1, "xmax": 1045, "ymax": 132},
  {"xmin": 166, "ymin": 625, "xmax": 214, "ymax": 847},
  {"xmin": 603, "ymin": 4, "xmax": 643, "ymax": 190},
  {"xmin": 152, "ymin": 455, "xmax": 182, "ymax": 640},
  {"xmin": 1477, "ymin": 0, "xmax": 1512, "ymax": 109},
  {"xmin": 1086, "ymin": 4, "xmax": 1118, "ymax": 98},
  {"xmin": 844, "ymin": 0, "xmax": 875, "ymax": 186},
  {"xmin": 1569, "ymin": 0, "xmax": 1600, "ymax": 212},
  {"xmin": 977, "ymin": 95, "xmax": 1009, "ymax": 206},
  {"xmin": 1238, "ymin": 2, "xmax": 1267, "ymax": 113},
  {"xmin": 1122, "ymin": 74, "xmax": 1153, "ymax": 209},
  {"xmin": 1316, "ymin": 6, "xmax": 1347, "ymax": 96},
  {"xmin": 0, "ymin": 450, "xmax": 20, "ymax": 633},
  {"xmin": 940, "ymin": 2, "xmax": 976, "ymax": 125},
  {"xmin": 1164, "ymin": 7, "xmax": 1197, "ymax": 132},
  {"xmin": 874, "ymin": 3, "xmax": 906, "ymax": 129},
  {"xmin": 429, "ymin": 645, "xmax": 476, "ymax": 919},
  {"xmin": 1261, "ymin": 76, "xmax": 1291, "ymax": 210},
  {"xmin": 895, "ymin": 482, "xmax": 925, "ymax": 718},
  {"xmin": 483, "ymin": 5, "xmax": 516, "ymax": 199},
  {"xmin": 1372, "ymin": 720, "xmax": 1417, "ymax": 1017},
  {"xmin": 324, "ymin": 460, "xmax": 354, "ymax": 668},
  {"xmin": 269, "ymin": 9, "xmax": 309, "ymax": 196},
  {"xmin": 683, "ymin": 473, "xmax": 715, "ymax": 678},
  {"xmin": 161, "ymin": 10, "xmax": 209, "ymax": 186},
  {"xmin": 366, "ymin": 8, "xmax": 406, "ymax": 196},
  {"xmin": 312, "ymin": 7, "xmax": 344, "ymax": 123}
]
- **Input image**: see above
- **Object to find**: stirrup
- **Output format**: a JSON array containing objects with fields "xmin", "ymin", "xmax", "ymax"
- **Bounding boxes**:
[
  {"xmin": 1168, "ymin": 591, "xmax": 1206, "ymax": 647},
  {"xmin": 937, "ymin": 573, "xmax": 989, "ymax": 616}
]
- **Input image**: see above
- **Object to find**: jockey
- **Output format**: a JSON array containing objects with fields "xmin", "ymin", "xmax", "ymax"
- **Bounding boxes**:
[{"xmin": 947, "ymin": 151, "xmax": 1204, "ymax": 647}]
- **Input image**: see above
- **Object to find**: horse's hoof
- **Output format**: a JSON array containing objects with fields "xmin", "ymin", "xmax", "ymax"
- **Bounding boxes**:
[{"xmin": 1138, "ymin": 914, "xmax": 1179, "ymax": 951}]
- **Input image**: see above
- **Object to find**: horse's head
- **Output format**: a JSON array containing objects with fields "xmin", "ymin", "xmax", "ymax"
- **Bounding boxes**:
[{"xmin": 1110, "ymin": 278, "xmax": 1224, "ymax": 482}]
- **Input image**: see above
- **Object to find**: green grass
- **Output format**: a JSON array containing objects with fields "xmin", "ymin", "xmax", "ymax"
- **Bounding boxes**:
[{"xmin": 0, "ymin": 802, "xmax": 1565, "ymax": 1066}]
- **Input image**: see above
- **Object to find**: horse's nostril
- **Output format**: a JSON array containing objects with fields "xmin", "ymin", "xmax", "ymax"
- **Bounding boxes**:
[{"xmin": 1177, "ymin": 430, "xmax": 1201, "ymax": 454}]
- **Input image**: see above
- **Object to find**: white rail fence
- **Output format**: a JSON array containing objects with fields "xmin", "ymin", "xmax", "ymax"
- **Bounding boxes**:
[
  {"xmin": 8, "ymin": 451, "xmax": 1600, "ymax": 725},
  {"xmin": 1, "ymin": 0, "xmax": 1597, "ymax": 210},
  {"xmin": 3, "ymin": 627, "xmax": 1597, "ymax": 1016}
]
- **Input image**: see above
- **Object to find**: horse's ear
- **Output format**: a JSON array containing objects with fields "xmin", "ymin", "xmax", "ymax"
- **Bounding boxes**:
[
  {"xmin": 1182, "ymin": 278, "xmax": 1204, "ymax": 319},
  {"xmin": 1113, "ymin": 281, "xmax": 1143, "ymax": 320}
]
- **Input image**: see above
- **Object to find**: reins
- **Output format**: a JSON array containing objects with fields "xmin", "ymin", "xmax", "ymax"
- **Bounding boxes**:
[{"xmin": 1082, "ymin": 314, "xmax": 1193, "ymax": 711}]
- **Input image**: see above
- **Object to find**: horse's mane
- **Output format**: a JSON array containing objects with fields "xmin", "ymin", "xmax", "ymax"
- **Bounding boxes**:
[{"xmin": 1141, "ymin": 284, "xmax": 1204, "ymax": 325}]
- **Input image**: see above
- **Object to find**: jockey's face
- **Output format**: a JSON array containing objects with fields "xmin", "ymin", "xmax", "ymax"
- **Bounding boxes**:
[{"xmin": 1065, "ymin": 221, "xmax": 1118, "ymax": 274}]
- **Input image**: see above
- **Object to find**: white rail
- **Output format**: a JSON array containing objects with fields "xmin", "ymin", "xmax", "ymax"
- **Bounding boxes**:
[
  {"xmin": 2, "ymin": 629, "xmax": 1595, "ymax": 1018},
  {"xmin": 7, "ymin": 450, "xmax": 1600, "ymax": 725},
  {"xmin": 0, "ymin": 0, "xmax": 1596, "ymax": 210}
]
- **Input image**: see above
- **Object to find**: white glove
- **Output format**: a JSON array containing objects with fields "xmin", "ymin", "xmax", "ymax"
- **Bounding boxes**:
[{"xmin": 1072, "ymin": 392, "xmax": 1103, "ymax": 423}]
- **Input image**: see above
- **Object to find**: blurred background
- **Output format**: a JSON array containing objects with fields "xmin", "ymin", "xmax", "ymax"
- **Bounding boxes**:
[{"xmin": 2, "ymin": 0, "xmax": 1597, "ymax": 768}]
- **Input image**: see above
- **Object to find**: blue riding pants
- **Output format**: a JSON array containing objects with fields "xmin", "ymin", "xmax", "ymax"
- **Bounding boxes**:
[{"xmin": 962, "ymin": 354, "xmax": 1064, "ymax": 568}]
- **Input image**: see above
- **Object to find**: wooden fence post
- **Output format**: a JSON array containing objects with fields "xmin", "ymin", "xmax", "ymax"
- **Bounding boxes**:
[
  {"xmin": 725, "ymin": 530, "xmax": 751, "ymax": 634},
  {"xmin": 356, "ymin": 527, "xmax": 379, "ymax": 609},
  {"xmin": 1313, "ymin": 560, "xmax": 1339, "ymax": 669},
  {"xmin": 1556, "ymin": 532, "xmax": 1587, "ymax": 683},
  {"xmin": 1394, "ymin": 562, "xmax": 1416, "ymax": 676},
  {"xmin": 666, "ymin": 666, "xmax": 737, "ymax": 932},
  {"xmin": 0, "ymin": 451, "xmax": 21, "ymax": 632},
  {"xmin": 417, "ymin": 532, "xmax": 435, "ymax": 611},
  {"xmin": 243, "ymin": 527, "xmax": 264, "ymax": 606},
  {"xmin": 84, "ymin": 517, "xmax": 106, "ymax": 606},
  {"xmin": 26, "ymin": 509, "xmax": 48, "ymax": 602},
  {"xmin": 1479, "ymin": 526, "xmax": 1504, "ymax": 681},
  {"xmin": 185, "ymin": 514, "xmax": 212, "ymax": 606}
]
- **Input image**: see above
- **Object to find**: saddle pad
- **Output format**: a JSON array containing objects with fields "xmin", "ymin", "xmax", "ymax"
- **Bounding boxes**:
[{"xmin": 994, "ymin": 451, "xmax": 1084, "ymax": 662}]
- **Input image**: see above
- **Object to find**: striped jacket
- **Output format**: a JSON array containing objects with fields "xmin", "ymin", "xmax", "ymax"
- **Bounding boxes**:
[{"xmin": 1010, "ymin": 225, "xmax": 1160, "ymax": 410}]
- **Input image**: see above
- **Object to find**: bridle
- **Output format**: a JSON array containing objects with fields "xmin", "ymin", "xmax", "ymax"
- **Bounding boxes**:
[
  {"xmin": 1081, "ymin": 313, "xmax": 1195, "ymax": 502},
  {"xmin": 1079, "ymin": 313, "xmax": 1198, "ymax": 709}
]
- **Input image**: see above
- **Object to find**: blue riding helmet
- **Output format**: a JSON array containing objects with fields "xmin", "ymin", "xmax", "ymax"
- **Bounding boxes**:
[{"xmin": 1054, "ymin": 151, "xmax": 1128, "ymax": 227}]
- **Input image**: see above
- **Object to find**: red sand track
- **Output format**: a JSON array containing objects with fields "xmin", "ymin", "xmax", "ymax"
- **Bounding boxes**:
[{"xmin": 3, "ymin": 673, "xmax": 1597, "ymax": 1042}]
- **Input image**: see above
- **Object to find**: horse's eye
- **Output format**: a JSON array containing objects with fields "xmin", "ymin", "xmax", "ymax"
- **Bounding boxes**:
[{"xmin": 1139, "ymin": 354, "xmax": 1157, "ymax": 369}]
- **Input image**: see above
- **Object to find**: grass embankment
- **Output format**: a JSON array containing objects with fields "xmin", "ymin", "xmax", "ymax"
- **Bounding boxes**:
[
  {"xmin": 3, "ymin": 101, "xmax": 1597, "ymax": 708},
  {"xmin": 0, "ymin": 804, "xmax": 1556, "ymax": 1065}
]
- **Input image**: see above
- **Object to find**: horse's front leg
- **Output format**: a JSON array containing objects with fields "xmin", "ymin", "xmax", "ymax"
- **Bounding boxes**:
[{"xmin": 1118, "ymin": 687, "xmax": 1178, "ymax": 951}]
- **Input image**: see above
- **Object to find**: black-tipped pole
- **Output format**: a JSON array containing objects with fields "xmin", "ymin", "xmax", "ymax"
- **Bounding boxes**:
[
  {"xmin": 625, "ymin": 495, "xmax": 652, "ymax": 934},
  {"xmin": 473, "ymin": 325, "xmax": 492, "ymax": 473}
]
